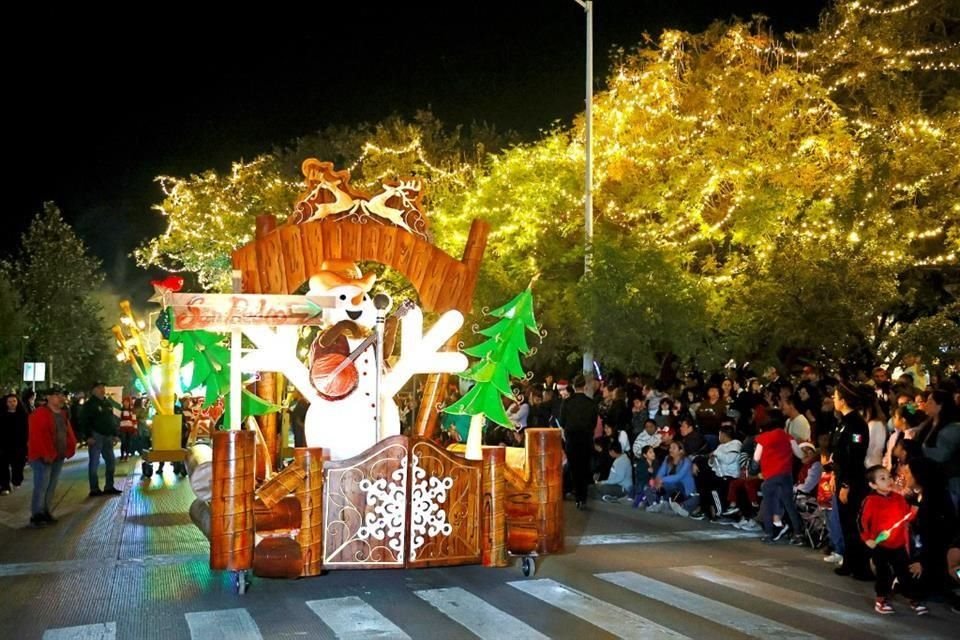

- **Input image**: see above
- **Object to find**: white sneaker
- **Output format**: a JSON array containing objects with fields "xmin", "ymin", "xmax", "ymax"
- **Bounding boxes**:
[
  {"xmin": 823, "ymin": 552, "xmax": 843, "ymax": 564},
  {"xmin": 669, "ymin": 501, "xmax": 689, "ymax": 517},
  {"xmin": 738, "ymin": 520, "xmax": 762, "ymax": 532}
]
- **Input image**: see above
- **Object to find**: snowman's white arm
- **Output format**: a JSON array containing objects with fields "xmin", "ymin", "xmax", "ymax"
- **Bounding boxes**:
[
  {"xmin": 241, "ymin": 326, "xmax": 321, "ymax": 405},
  {"xmin": 383, "ymin": 309, "xmax": 467, "ymax": 398}
]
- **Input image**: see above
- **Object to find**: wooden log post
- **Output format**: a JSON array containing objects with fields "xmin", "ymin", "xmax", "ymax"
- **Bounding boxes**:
[
  {"xmin": 255, "ymin": 460, "xmax": 305, "ymax": 509},
  {"xmin": 253, "ymin": 214, "xmax": 281, "ymax": 475},
  {"xmin": 414, "ymin": 219, "xmax": 489, "ymax": 440},
  {"xmin": 294, "ymin": 447, "xmax": 325, "ymax": 576},
  {"xmin": 414, "ymin": 370, "xmax": 447, "ymax": 439},
  {"xmin": 254, "ymin": 496, "xmax": 302, "ymax": 531},
  {"xmin": 526, "ymin": 428, "xmax": 564, "ymax": 554},
  {"xmin": 481, "ymin": 446, "xmax": 509, "ymax": 567},
  {"xmin": 210, "ymin": 430, "xmax": 256, "ymax": 571},
  {"xmin": 255, "ymin": 373, "xmax": 280, "ymax": 472}
]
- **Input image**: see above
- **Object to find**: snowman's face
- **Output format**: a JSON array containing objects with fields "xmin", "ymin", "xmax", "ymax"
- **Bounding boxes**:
[{"xmin": 312, "ymin": 283, "xmax": 377, "ymax": 328}]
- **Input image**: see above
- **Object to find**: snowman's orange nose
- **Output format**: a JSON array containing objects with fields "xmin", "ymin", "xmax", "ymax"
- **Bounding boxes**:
[{"xmin": 351, "ymin": 293, "xmax": 363, "ymax": 305}]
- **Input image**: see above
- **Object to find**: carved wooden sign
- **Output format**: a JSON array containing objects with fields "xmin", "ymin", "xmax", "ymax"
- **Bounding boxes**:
[
  {"xmin": 168, "ymin": 293, "xmax": 338, "ymax": 330},
  {"xmin": 288, "ymin": 159, "xmax": 430, "ymax": 240}
]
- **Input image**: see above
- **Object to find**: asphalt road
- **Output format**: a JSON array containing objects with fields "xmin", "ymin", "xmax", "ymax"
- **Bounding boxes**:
[{"xmin": 1, "ymin": 450, "xmax": 956, "ymax": 639}]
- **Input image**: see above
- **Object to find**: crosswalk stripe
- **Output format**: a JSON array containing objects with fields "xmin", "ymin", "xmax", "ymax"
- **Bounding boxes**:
[
  {"xmin": 597, "ymin": 571, "xmax": 821, "ymax": 640},
  {"xmin": 185, "ymin": 608, "xmax": 263, "ymax": 640},
  {"xmin": 43, "ymin": 622, "xmax": 116, "ymax": 640},
  {"xmin": 508, "ymin": 578, "xmax": 690, "ymax": 639},
  {"xmin": 415, "ymin": 587, "xmax": 549, "ymax": 640},
  {"xmin": 673, "ymin": 566, "xmax": 938, "ymax": 640},
  {"xmin": 306, "ymin": 596, "xmax": 411, "ymax": 640},
  {"xmin": 569, "ymin": 529, "xmax": 757, "ymax": 546},
  {"xmin": 740, "ymin": 559, "xmax": 868, "ymax": 597}
]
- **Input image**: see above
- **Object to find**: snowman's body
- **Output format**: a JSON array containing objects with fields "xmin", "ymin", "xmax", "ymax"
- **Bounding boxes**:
[
  {"xmin": 306, "ymin": 333, "xmax": 402, "ymax": 460},
  {"xmin": 302, "ymin": 281, "xmax": 402, "ymax": 460}
]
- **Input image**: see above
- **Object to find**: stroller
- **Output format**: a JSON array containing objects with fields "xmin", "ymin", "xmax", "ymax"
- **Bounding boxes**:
[{"xmin": 795, "ymin": 491, "xmax": 829, "ymax": 549}]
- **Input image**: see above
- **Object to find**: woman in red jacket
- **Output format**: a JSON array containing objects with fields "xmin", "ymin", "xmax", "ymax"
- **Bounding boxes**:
[{"xmin": 27, "ymin": 388, "xmax": 77, "ymax": 527}]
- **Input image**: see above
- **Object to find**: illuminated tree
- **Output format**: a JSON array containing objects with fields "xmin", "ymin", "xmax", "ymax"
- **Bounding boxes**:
[
  {"xmin": 0, "ymin": 271, "xmax": 26, "ymax": 389},
  {"xmin": 137, "ymin": 112, "xmax": 508, "ymax": 292},
  {"xmin": 139, "ymin": 3, "xmax": 959, "ymax": 374},
  {"xmin": 10, "ymin": 203, "xmax": 119, "ymax": 388}
]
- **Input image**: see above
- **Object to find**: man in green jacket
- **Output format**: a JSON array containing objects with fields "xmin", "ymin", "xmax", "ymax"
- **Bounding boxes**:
[{"xmin": 78, "ymin": 382, "xmax": 121, "ymax": 497}]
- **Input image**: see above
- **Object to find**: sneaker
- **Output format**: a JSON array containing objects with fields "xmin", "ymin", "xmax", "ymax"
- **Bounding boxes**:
[
  {"xmin": 875, "ymin": 598, "xmax": 894, "ymax": 615},
  {"xmin": 41, "ymin": 512, "xmax": 58, "ymax": 524},
  {"xmin": 690, "ymin": 511, "xmax": 706, "ymax": 521},
  {"xmin": 772, "ymin": 522, "xmax": 791, "ymax": 542},
  {"xmin": 0, "ymin": 489, "xmax": 10, "ymax": 496},
  {"xmin": 721, "ymin": 505, "xmax": 740, "ymax": 517},
  {"xmin": 103, "ymin": 487, "xmax": 122, "ymax": 495},
  {"xmin": 28, "ymin": 515, "xmax": 48, "ymax": 528},
  {"xmin": 823, "ymin": 552, "xmax": 844, "ymax": 564},
  {"xmin": 910, "ymin": 601, "xmax": 929, "ymax": 616},
  {"xmin": 601, "ymin": 494, "xmax": 619, "ymax": 503},
  {"xmin": 790, "ymin": 534, "xmax": 806, "ymax": 546},
  {"xmin": 669, "ymin": 501, "xmax": 689, "ymax": 518},
  {"xmin": 89, "ymin": 489, "xmax": 103, "ymax": 497},
  {"xmin": 737, "ymin": 520, "xmax": 762, "ymax": 532}
]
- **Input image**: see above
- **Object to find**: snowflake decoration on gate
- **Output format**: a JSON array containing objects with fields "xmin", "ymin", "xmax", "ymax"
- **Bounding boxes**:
[
  {"xmin": 409, "ymin": 453, "xmax": 454, "ymax": 560},
  {"xmin": 356, "ymin": 458, "xmax": 408, "ymax": 554}
]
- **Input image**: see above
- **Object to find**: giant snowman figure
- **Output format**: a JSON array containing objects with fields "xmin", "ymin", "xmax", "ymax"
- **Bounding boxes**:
[{"xmin": 299, "ymin": 261, "xmax": 467, "ymax": 460}]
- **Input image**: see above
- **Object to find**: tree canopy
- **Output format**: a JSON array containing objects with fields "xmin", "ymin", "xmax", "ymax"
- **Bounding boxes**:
[{"xmin": 138, "ymin": 0, "xmax": 960, "ymax": 377}]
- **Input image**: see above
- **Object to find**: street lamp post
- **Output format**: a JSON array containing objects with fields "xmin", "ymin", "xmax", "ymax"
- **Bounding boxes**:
[
  {"xmin": 20, "ymin": 335, "xmax": 29, "ymax": 391},
  {"xmin": 575, "ymin": 0, "xmax": 594, "ymax": 377}
]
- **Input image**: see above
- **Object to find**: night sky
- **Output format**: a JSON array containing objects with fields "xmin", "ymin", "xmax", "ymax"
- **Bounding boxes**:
[{"xmin": 10, "ymin": 1, "xmax": 828, "ymax": 291}]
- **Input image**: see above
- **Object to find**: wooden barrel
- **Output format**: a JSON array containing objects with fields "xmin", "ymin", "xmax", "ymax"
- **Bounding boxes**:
[
  {"xmin": 210, "ymin": 430, "xmax": 256, "ymax": 571},
  {"xmin": 525, "ymin": 429, "xmax": 564, "ymax": 554},
  {"xmin": 254, "ymin": 496, "xmax": 301, "ymax": 532},
  {"xmin": 481, "ymin": 446, "xmax": 509, "ymax": 567},
  {"xmin": 186, "ymin": 444, "xmax": 214, "ymax": 501},
  {"xmin": 294, "ymin": 447, "xmax": 325, "ymax": 576},
  {"xmin": 256, "ymin": 461, "xmax": 306, "ymax": 509},
  {"xmin": 252, "ymin": 537, "xmax": 302, "ymax": 579}
]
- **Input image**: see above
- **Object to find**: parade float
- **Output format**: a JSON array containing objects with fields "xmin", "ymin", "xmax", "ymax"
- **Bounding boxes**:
[{"xmin": 127, "ymin": 160, "xmax": 563, "ymax": 592}]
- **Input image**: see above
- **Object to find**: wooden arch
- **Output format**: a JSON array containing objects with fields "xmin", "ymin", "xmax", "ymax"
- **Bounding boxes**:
[
  {"xmin": 232, "ymin": 217, "xmax": 488, "ymax": 316},
  {"xmin": 231, "ymin": 214, "xmax": 489, "ymax": 439}
]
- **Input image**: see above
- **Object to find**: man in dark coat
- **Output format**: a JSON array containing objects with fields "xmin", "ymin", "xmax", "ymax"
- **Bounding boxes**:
[{"xmin": 559, "ymin": 375, "xmax": 599, "ymax": 510}]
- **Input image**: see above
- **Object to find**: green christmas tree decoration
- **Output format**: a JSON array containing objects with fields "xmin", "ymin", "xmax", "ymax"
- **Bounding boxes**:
[
  {"xmin": 168, "ymin": 327, "xmax": 232, "ymax": 408},
  {"xmin": 444, "ymin": 286, "xmax": 540, "ymax": 428},
  {"xmin": 222, "ymin": 386, "xmax": 281, "ymax": 430},
  {"xmin": 168, "ymin": 323, "xmax": 279, "ymax": 423}
]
